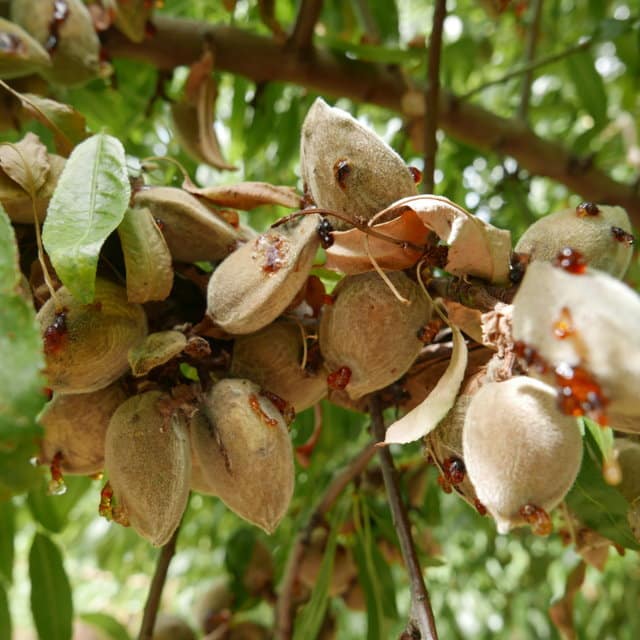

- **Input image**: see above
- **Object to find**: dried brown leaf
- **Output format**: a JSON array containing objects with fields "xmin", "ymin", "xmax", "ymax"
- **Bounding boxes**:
[{"xmin": 0, "ymin": 132, "xmax": 49, "ymax": 195}]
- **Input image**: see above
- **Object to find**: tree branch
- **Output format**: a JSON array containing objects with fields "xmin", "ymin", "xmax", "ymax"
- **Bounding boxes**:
[
  {"xmin": 103, "ymin": 17, "xmax": 640, "ymax": 225},
  {"xmin": 369, "ymin": 395, "xmax": 439, "ymax": 640},
  {"xmin": 138, "ymin": 524, "xmax": 182, "ymax": 640},
  {"xmin": 423, "ymin": 0, "xmax": 447, "ymax": 194},
  {"xmin": 275, "ymin": 441, "xmax": 378, "ymax": 640},
  {"xmin": 288, "ymin": 0, "xmax": 324, "ymax": 51}
]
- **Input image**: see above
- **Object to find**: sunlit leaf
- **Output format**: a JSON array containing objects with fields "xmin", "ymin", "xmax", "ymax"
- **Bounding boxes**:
[
  {"xmin": 79, "ymin": 612, "xmax": 132, "ymax": 640},
  {"xmin": 117, "ymin": 207, "xmax": 173, "ymax": 303},
  {"xmin": 566, "ymin": 431, "xmax": 640, "ymax": 550},
  {"xmin": 42, "ymin": 133, "xmax": 130, "ymax": 304},
  {"xmin": 0, "ymin": 583, "xmax": 10, "ymax": 640},
  {"xmin": 566, "ymin": 51, "xmax": 608, "ymax": 128},
  {"xmin": 29, "ymin": 533, "xmax": 73, "ymax": 640}
]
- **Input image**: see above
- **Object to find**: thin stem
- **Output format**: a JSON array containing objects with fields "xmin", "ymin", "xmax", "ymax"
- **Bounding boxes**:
[
  {"xmin": 137, "ymin": 524, "xmax": 182, "ymax": 640},
  {"xmin": 275, "ymin": 441, "xmax": 377, "ymax": 640},
  {"xmin": 460, "ymin": 38, "xmax": 592, "ymax": 100},
  {"xmin": 288, "ymin": 0, "xmax": 324, "ymax": 51},
  {"xmin": 369, "ymin": 395, "xmax": 439, "ymax": 640},
  {"xmin": 517, "ymin": 0, "xmax": 544, "ymax": 122},
  {"xmin": 422, "ymin": 0, "xmax": 447, "ymax": 194}
]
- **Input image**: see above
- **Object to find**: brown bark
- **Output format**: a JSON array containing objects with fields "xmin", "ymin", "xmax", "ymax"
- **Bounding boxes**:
[{"xmin": 103, "ymin": 16, "xmax": 640, "ymax": 225}]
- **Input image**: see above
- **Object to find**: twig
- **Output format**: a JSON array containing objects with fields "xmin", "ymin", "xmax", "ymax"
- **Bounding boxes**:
[
  {"xmin": 275, "ymin": 441, "xmax": 378, "ymax": 640},
  {"xmin": 354, "ymin": 0, "xmax": 381, "ymax": 44},
  {"xmin": 422, "ymin": 0, "xmax": 447, "ymax": 195},
  {"xmin": 288, "ymin": 0, "xmax": 324, "ymax": 51},
  {"xmin": 137, "ymin": 524, "xmax": 182, "ymax": 640},
  {"xmin": 369, "ymin": 395, "xmax": 439, "ymax": 640},
  {"xmin": 460, "ymin": 38, "xmax": 592, "ymax": 101},
  {"xmin": 517, "ymin": 0, "xmax": 544, "ymax": 122},
  {"xmin": 427, "ymin": 276, "xmax": 517, "ymax": 311}
]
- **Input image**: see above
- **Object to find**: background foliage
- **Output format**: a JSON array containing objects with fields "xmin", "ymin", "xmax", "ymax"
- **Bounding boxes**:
[{"xmin": 1, "ymin": 0, "xmax": 639, "ymax": 639}]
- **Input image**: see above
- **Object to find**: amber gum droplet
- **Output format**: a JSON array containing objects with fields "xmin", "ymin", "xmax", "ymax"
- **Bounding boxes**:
[
  {"xmin": 553, "ymin": 247, "xmax": 587, "ymax": 274},
  {"xmin": 417, "ymin": 319, "xmax": 442, "ymax": 344},
  {"xmin": 443, "ymin": 457, "xmax": 465, "ymax": 485},
  {"xmin": 248, "ymin": 393, "xmax": 279, "ymax": 428},
  {"xmin": 48, "ymin": 451, "xmax": 67, "ymax": 496},
  {"xmin": 554, "ymin": 362, "xmax": 609, "ymax": 426},
  {"xmin": 261, "ymin": 390, "xmax": 296, "ymax": 426},
  {"xmin": 327, "ymin": 366, "xmax": 351, "ymax": 390},
  {"xmin": 576, "ymin": 202, "xmax": 600, "ymax": 217},
  {"xmin": 437, "ymin": 475, "xmax": 452, "ymax": 494},
  {"xmin": 474, "ymin": 499, "xmax": 487, "ymax": 516},
  {"xmin": 610, "ymin": 226, "xmax": 634, "ymax": 246},
  {"xmin": 408, "ymin": 166, "xmax": 422, "ymax": 184},
  {"xmin": 43, "ymin": 310, "xmax": 69, "ymax": 356},
  {"xmin": 553, "ymin": 306, "xmax": 575, "ymax": 340},
  {"xmin": 519, "ymin": 504, "xmax": 553, "ymax": 536},
  {"xmin": 513, "ymin": 341, "xmax": 548, "ymax": 373}
]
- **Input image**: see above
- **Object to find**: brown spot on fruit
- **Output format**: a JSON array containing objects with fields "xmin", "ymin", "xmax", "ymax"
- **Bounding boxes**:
[
  {"xmin": 253, "ymin": 233, "xmax": 290, "ymax": 273},
  {"xmin": 334, "ymin": 158, "xmax": 351, "ymax": 190}
]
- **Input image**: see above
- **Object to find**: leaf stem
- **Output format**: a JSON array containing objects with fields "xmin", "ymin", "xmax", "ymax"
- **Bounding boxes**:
[
  {"xmin": 274, "ymin": 440, "xmax": 377, "ymax": 640},
  {"xmin": 137, "ymin": 522, "xmax": 182, "ymax": 640},
  {"xmin": 288, "ymin": 0, "xmax": 324, "ymax": 51},
  {"xmin": 369, "ymin": 395, "xmax": 439, "ymax": 640}
]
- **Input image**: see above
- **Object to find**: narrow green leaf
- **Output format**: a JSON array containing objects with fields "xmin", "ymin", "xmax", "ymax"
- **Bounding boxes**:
[
  {"xmin": 0, "ymin": 583, "xmax": 11, "ymax": 640},
  {"xmin": 0, "ymin": 204, "xmax": 19, "ymax": 294},
  {"xmin": 117, "ymin": 207, "xmax": 173, "ymax": 303},
  {"xmin": 42, "ymin": 133, "xmax": 130, "ymax": 304},
  {"xmin": 566, "ymin": 431, "xmax": 640, "ymax": 550},
  {"xmin": 565, "ymin": 51, "xmax": 608, "ymax": 128},
  {"xmin": 0, "ymin": 500, "xmax": 15, "ymax": 584},
  {"xmin": 0, "ymin": 293, "xmax": 45, "ymax": 446},
  {"xmin": 80, "ymin": 612, "xmax": 132, "ymax": 640},
  {"xmin": 27, "ymin": 475, "xmax": 92, "ymax": 534},
  {"xmin": 29, "ymin": 532, "xmax": 73, "ymax": 640},
  {"xmin": 292, "ymin": 503, "xmax": 347, "ymax": 640}
]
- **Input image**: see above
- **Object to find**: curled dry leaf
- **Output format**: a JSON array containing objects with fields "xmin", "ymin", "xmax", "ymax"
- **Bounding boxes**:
[
  {"xmin": 128, "ymin": 330, "xmax": 187, "ymax": 377},
  {"xmin": 384, "ymin": 321, "xmax": 468, "ymax": 444},
  {"xmin": 463, "ymin": 376, "xmax": 583, "ymax": 534},
  {"xmin": 190, "ymin": 379, "xmax": 294, "ymax": 534},
  {"xmin": 231, "ymin": 320, "xmax": 327, "ymax": 412},
  {"xmin": 183, "ymin": 179, "xmax": 302, "ymax": 211},
  {"xmin": 105, "ymin": 391, "xmax": 191, "ymax": 546},
  {"xmin": 37, "ymin": 278, "xmax": 148, "ymax": 393},
  {"xmin": 0, "ymin": 153, "xmax": 64, "ymax": 223},
  {"xmin": 11, "ymin": 0, "xmax": 103, "ymax": 87},
  {"xmin": 300, "ymin": 97, "xmax": 417, "ymax": 230},
  {"xmin": 38, "ymin": 383, "xmax": 127, "ymax": 475},
  {"xmin": 207, "ymin": 214, "xmax": 321, "ymax": 335},
  {"xmin": 0, "ymin": 17, "xmax": 52, "ymax": 79},
  {"xmin": 117, "ymin": 206, "xmax": 174, "ymax": 303},
  {"xmin": 512, "ymin": 261, "xmax": 640, "ymax": 418},
  {"xmin": 515, "ymin": 204, "xmax": 633, "ymax": 279},
  {"xmin": 171, "ymin": 51, "xmax": 235, "ymax": 171},
  {"xmin": 325, "ymin": 195, "xmax": 511, "ymax": 283},
  {"xmin": 133, "ymin": 186, "xmax": 244, "ymax": 263},
  {"xmin": 320, "ymin": 271, "xmax": 431, "ymax": 400},
  {"xmin": 0, "ymin": 132, "xmax": 50, "ymax": 195}
]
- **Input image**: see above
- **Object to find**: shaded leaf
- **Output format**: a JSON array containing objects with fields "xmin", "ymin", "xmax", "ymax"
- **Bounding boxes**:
[
  {"xmin": 117, "ymin": 207, "xmax": 173, "ymax": 303},
  {"xmin": 183, "ymin": 179, "xmax": 302, "ymax": 210},
  {"xmin": 566, "ymin": 51, "xmax": 608, "ymax": 128},
  {"xmin": 0, "ymin": 204, "xmax": 19, "ymax": 294},
  {"xmin": 29, "ymin": 532, "xmax": 73, "ymax": 640},
  {"xmin": 0, "ymin": 500, "xmax": 15, "ymax": 584},
  {"xmin": 0, "ymin": 132, "xmax": 49, "ymax": 194},
  {"xmin": 0, "ymin": 294, "xmax": 45, "ymax": 446},
  {"xmin": 566, "ymin": 431, "xmax": 640, "ymax": 550},
  {"xmin": 384, "ymin": 321, "xmax": 467, "ymax": 444},
  {"xmin": 42, "ymin": 133, "xmax": 130, "ymax": 304},
  {"xmin": 0, "ymin": 442, "xmax": 42, "ymax": 500},
  {"xmin": 79, "ymin": 612, "xmax": 132, "ymax": 640},
  {"xmin": 27, "ymin": 475, "xmax": 92, "ymax": 534},
  {"xmin": 0, "ymin": 19, "xmax": 51, "ymax": 79},
  {"xmin": 20, "ymin": 93, "xmax": 88, "ymax": 156},
  {"xmin": 0, "ymin": 583, "xmax": 10, "ymax": 640}
]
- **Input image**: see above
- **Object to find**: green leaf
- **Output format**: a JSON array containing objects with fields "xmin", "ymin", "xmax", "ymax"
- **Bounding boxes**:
[
  {"xmin": 42, "ymin": 133, "xmax": 130, "ymax": 304},
  {"xmin": 117, "ymin": 207, "xmax": 173, "ymax": 303},
  {"xmin": 292, "ymin": 503, "xmax": 347, "ymax": 640},
  {"xmin": 566, "ymin": 431, "xmax": 640, "ymax": 550},
  {"xmin": 27, "ymin": 475, "xmax": 92, "ymax": 534},
  {"xmin": 0, "ymin": 204, "xmax": 19, "ymax": 294},
  {"xmin": 565, "ymin": 50, "xmax": 608, "ymax": 128},
  {"xmin": 79, "ymin": 612, "xmax": 132, "ymax": 640},
  {"xmin": 0, "ymin": 441, "xmax": 42, "ymax": 500},
  {"xmin": 29, "ymin": 532, "xmax": 73, "ymax": 640},
  {"xmin": 0, "ymin": 293, "xmax": 45, "ymax": 447},
  {"xmin": 0, "ymin": 583, "xmax": 11, "ymax": 640},
  {"xmin": 225, "ymin": 528, "xmax": 257, "ymax": 602},
  {"xmin": 0, "ymin": 500, "xmax": 15, "ymax": 584}
]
